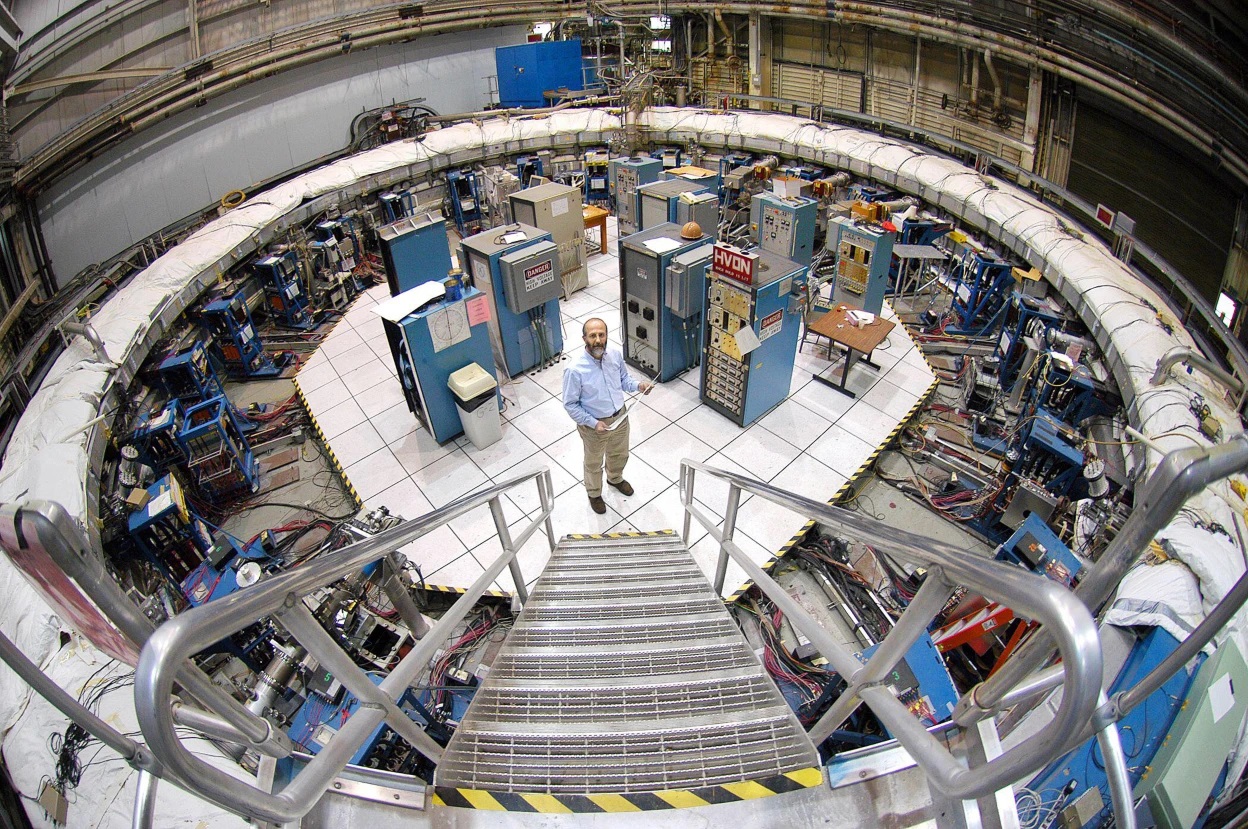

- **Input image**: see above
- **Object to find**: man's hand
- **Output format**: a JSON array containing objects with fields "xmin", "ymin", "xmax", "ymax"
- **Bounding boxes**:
[
  {"xmin": 595, "ymin": 420, "xmax": 609, "ymax": 432},
  {"xmin": 640, "ymin": 382, "xmax": 655, "ymax": 394}
]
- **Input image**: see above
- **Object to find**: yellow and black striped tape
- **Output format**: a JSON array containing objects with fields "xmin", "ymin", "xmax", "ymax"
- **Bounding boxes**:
[
  {"xmin": 293, "ymin": 378, "xmax": 363, "ymax": 510},
  {"xmin": 565, "ymin": 530, "xmax": 677, "ymax": 540},
  {"xmin": 432, "ymin": 768, "xmax": 823, "ymax": 812},
  {"xmin": 416, "ymin": 583, "xmax": 511, "ymax": 599}
]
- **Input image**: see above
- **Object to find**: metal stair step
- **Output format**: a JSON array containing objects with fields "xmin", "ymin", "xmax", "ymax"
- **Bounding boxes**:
[{"xmin": 435, "ymin": 531, "xmax": 819, "ymax": 798}]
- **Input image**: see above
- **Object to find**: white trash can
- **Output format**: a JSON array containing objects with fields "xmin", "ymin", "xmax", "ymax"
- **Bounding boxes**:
[{"xmin": 448, "ymin": 363, "xmax": 501, "ymax": 449}]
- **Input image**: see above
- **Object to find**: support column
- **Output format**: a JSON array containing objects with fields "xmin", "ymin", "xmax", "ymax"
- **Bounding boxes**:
[{"xmin": 1020, "ymin": 65, "xmax": 1044, "ymax": 172}]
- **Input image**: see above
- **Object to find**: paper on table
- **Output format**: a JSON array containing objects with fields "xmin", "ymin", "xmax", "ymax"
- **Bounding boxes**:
[{"xmin": 643, "ymin": 238, "xmax": 682, "ymax": 254}]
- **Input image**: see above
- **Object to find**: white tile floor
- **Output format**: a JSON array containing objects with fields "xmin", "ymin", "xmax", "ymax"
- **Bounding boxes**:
[{"xmin": 295, "ymin": 217, "xmax": 935, "ymax": 597}]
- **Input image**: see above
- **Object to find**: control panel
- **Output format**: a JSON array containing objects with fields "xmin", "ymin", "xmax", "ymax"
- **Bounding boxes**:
[
  {"xmin": 827, "ymin": 215, "xmax": 895, "ymax": 315},
  {"xmin": 704, "ymin": 278, "xmax": 752, "ymax": 417},
  {"xmin": 750, "ymin": 193, "xmax": 817, "ymax": 266}
]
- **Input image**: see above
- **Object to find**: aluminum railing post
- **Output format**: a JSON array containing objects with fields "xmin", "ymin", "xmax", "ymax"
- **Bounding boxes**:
[
  {"xmin": 490, "ymin": 495, "xmax": 528, "ymax": 604},
  {"xmin": 714, "ymin": 484, "xmax": 742, "ymax": 594},
  {"xmin": 130, "ymin": 769, "xmax": 159, "ymax": 829}
]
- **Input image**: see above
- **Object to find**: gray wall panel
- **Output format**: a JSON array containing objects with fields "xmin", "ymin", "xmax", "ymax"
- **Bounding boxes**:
[{"xmin": 37, "ymin": 26, "xmax": 526, "ymax": 284}]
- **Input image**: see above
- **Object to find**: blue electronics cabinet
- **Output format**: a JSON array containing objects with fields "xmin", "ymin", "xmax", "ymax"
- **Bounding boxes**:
[
  {"xmin": 495, "ymin": 39, "xmax": 584, "ymax": 108},
  {"xmin": 618, "ymin": 224, "xmax": 713, "ymax": 381},
  {"xmin": 255, "ymin": 251, "xmax": 314, "ymax": 330},
  {"xmin": 827, "ymin": 215, "xmax": 896, "ymax": 316},
  {"xmin": 610, "ymin": 156, "xmax": 663, "ymax": 236},
  {"xmin": 637, "ymin": 178, "xmax": 712, "ymax": 231},
  {"xmin": 376, "ymin": 283, "xmax": 499, "ymax": 443},
  {"xmin": 701, "ymin": 244, "xmax": 807, "ymax": 426},
  {"xmin": 751, "ymin": 192, "xmax": 817, "ymax": 267},
  {"xmin": 378, "ymin": 213, "xmax": 454, "ymax": 297},
  {"xmin": 459, "ymin": 223, "xmax": 563, "ymax": 377}
]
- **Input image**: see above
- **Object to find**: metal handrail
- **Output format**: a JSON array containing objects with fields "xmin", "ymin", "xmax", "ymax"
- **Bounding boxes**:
[
  {"xmin": 678, "ymin": 459, "xmax": 1102, "ymax": 801},
  {"xmin": 135, "ymin": 468, "xmax": 556, "ymax": 825}
]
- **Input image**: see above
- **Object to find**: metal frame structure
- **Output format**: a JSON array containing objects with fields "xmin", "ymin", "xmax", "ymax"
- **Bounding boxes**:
[{"xmin": 132, "ymin": 469, "xmax": 555, "ymax": 825}]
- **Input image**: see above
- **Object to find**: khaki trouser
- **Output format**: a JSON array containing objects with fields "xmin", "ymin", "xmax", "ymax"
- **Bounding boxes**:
[{"xmin": 578, "ymin": 410, "xmax": 630, "ymax": 497}]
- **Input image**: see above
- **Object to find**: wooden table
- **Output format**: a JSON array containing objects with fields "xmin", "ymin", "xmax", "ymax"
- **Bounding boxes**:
[
  {"xmin": 806, "ymin": 304, "xmax": 897, "ymax": 398},
  {"xmin": 583, "ymin": 205, "xmax": 609, "ymax": 255}
]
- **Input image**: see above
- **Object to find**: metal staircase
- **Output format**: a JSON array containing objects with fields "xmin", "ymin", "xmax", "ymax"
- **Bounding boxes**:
[{"xmin": 432, "ymin": 530, "xmax": 826, "ymax": 822}]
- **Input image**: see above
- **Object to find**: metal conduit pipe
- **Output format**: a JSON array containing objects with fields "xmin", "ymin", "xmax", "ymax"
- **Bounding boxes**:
[
  {"xmin": 715, "ymin": 8, "xmax": 733, "ymax": 57},
  {"xmin": 982, "ymin": 48, "xmax": 1002, "ymax": 112},
  {"xmin": 58, "ymin": 320, "xmax": 108, "ymax": 363},
  {"xmin": 1150, "ymin": 345, "xmax": 1246, "ymax": 398}
]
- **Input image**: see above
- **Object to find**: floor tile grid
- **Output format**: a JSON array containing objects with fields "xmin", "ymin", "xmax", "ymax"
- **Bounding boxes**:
[{"xmin": 310, "ymin": 228, "xmax": 932, "ymax": 595}]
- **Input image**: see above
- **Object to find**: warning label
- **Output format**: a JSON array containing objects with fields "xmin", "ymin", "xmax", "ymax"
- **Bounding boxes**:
[
  {"xmin": 758, "ymin": 309, "xmax": 784, "ymax": 342},
  {"xmin": 524, "ymin": 259, "xmax": 555, "ymax": 291}
]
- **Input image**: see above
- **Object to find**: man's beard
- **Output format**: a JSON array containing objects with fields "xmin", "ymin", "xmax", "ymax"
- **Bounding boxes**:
[{"xmin": 589, "ymin": 345, "xmax": 605, "ymax": 359}]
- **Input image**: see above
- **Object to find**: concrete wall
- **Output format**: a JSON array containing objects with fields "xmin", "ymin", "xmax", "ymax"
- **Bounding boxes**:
[{"xmin": 36, "ymin": 25, "xmax": 527, "ymax": 285}]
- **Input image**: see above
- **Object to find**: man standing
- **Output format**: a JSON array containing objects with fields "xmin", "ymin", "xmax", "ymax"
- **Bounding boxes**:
[{"xmin": 562, "ymin": 317, "xmax": 653, "ymax": 514}]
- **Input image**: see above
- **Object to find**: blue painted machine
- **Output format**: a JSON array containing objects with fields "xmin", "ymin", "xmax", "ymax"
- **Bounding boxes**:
[
  {"xmin": 946, "ymin": 246, "xmax": 1015, "ymax": 336},
  {"xmin": 701, "ymin": 244, "xmax": 807, "ymax": 426},
  {"xmin": 459, "ymin": 223, "xmax": 563, "ymax": 377},
  {"xmin": 610, "ymin": 156, "xmax": 663, "ymax": 235},
  {"xmin": 1023, "ymin": 628, "xmax": 1195, "ymax": 829},
  {"xmin": 618, "ymin": 224, "xmax": 713, "ymax": 381},
  {"xmin": 199, "ymin": 291, "xmax": 280, "ymax": 378},
  {"xmin": 255, "ymin": 251, "xmax": 314, "ymax": 330},
  {"xmin": 827, "ymin": 214, "xmax": 895, "ymax": 316},
  {"xmin": 855, "ymin": 633, "xmax": 960, "ymax": 731},
  {"xmin": 494, "ymin": 39, "xmax": 584, "ymax": 108},
  {"xmin": 999, "ymin": 513, "xmax": 1086, "ymax": 587},
  {"xmin": 376, "ymin": 283, "xmax": 499, "ymax": 443},
  {"xmin": 287, "ymin": 673, "xmax": 424, "ymax": 764},
  {"xmin": 378, "ymin": 213, "xmax": 454, "ymax": 297},
  {"xmin": 752, "ymin": 192, "xmax": 817, "ymax": 267},
  {"xmin": 128, "ymin": 474, "xmax": 213, "ymax": 583}
]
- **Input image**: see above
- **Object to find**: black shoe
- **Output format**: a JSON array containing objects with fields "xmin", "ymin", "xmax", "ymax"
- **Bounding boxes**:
[
  {"xmin": 589, "ymin": 495, "xmax": 607, "ymax": 514},
  {"xmin": 608, "ymin": 479, "xmax": 634, "ymax": 496}
]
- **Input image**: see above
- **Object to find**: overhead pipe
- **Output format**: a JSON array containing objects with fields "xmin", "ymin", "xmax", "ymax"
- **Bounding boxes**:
[
  {"xmin": 715, "ymin": 9, "xmax": 732, "ymax": 58},
  {"xmin": 1150, "ymin": 345, "xmax": 1245, "ymax": 399},
  {"xmin": 983, "ymin": 48, "xmax": 1002, "ymax": 112}
]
